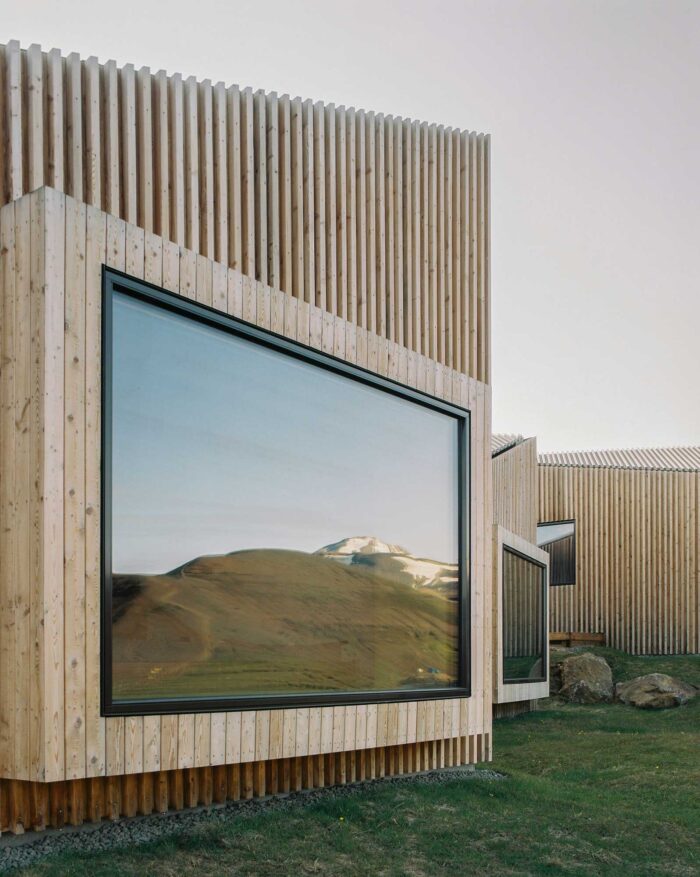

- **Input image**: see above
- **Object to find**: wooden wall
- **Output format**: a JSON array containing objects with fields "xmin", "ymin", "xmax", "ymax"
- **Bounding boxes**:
[
  {"xmin": 493, "ymin": 699, "xmax": 538, "ymax": 719},
  {"xmin": 540, "ymin": 464, "xmax": 700, "ymax": 655},
  {"xmin": 0, "ymin": 39, "xmax": 490, "ymax": 382},
  {"xmin": 492, "ymin": 527, "xmax": 549, "ymax": 705},
  {"xmin": 492, "ymin": 437, "xmax": 537, "ymax": 542},
  {"xmin": 0, "ymin": 737, "xmax": 489, "ymax": 833},
  {"xmin": 491, "ymin": 442, "xmax": 548, "ymax": 711},
  {"xmin": 0, "ymin": 188, "xmax": 493, "ymax": 787}
]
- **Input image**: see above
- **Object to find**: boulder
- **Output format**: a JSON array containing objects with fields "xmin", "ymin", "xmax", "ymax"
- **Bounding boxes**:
[
  {"xmin": 555, "ymin": 653, "xmax": 614, "ymax": 703},
  {"xmin": 550, "ymin": 661, "xmax": 563, "ymax": 696},
  {"xmin": 615, "ymin": 674, "xmax": 698, "ymax": 710}
]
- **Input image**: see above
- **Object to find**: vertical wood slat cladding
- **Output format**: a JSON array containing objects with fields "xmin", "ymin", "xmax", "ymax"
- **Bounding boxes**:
[
  {"xmin": 492, "ymin": 438, "xmax": 538, "ymax": 542},
  {"xmin": 0, "ymin": 40, "xmax": 490, "ymax": 382},
  {"xmin": 493, "ymin": 700, "xmax": 537, "ymax": 719},
  {"xmin": 0, "ymin": 189, "xmax": 493, "ymax": 790},
  {"xmin": 491, "ymin": 442, "xmax": 548, "ymax": 713},
  {"xmin": 539, "ymin": 464, "xmax": 699, "ymax": 656},
  {"xmin": 0, "ymin": 736, "xmax": 490, "ymax": 834}
]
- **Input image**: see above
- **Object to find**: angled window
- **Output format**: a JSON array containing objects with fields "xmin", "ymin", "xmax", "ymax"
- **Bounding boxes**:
[
  {"xmin": 502, "ymin": 547, "xmax": 547, "ymax": 684},
  {"xmin": 537, "ymin": 520, "xmax": 576, "ymax": 586},
  {"xmin": 101, "ymin": 270, "xmax": 470, "ymax": 715}
]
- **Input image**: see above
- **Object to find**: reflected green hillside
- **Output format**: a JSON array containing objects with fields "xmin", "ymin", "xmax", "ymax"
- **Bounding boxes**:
[{"xmin": 112, "ymin": 547, "xmax": 459, "ymax": 701}]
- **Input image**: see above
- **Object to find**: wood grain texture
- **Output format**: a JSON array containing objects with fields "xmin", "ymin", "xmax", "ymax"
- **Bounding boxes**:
[
  {"xmin": 540, "ymin": 463, "xmax": 699, "ymax": 656},
  {"xmin": 0, "ymin": 41, "xmax": 490, "ymax": 382},
  {"xmin": 492, "ymin": 437, "xmax": 538, "ymax": 542},
  {"xmin": 0, "ymin": 189, "xmax": 493, "ymax": 788},
  {"xmin": 0, "ymin": 735, "xmax": 488, "ymax": 833}
]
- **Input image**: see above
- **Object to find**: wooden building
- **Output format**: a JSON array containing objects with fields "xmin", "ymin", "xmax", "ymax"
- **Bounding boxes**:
[
  {"xmin": 492, "ymin": 435, "xmax": 699, "ymax": 661},
  {"xmin": 540, "ymin": 447, "xmax": 700, "ymax": 656},
  {"xmin": 491, "ymin": 435, "xmax": 549, "ymax": 716},
  {"xmin": 0, "ymin": 40, "xmax": 494, "ymax": 833}
]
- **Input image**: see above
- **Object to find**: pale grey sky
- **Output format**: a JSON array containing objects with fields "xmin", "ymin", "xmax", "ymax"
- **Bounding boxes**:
[{"xmin": 4, "ymin": 0, "xmax": 698, "ymax": 452}]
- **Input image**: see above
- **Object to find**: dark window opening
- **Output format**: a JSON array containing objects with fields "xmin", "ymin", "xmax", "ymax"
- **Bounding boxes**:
[
  {"xmin": 537, "ymin": 520, "xmax": 575, "ymax": 586},
  {"xmin": 502, "ymin": 547, "xmax": 547, "ymax": 684}
]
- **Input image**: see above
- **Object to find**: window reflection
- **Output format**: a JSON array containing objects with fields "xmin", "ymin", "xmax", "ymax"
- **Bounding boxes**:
[
  {"xmin": 502, "ymin": 548, "xmax": 546, "ymax": 683},
  {"xmin": 109, "ymin": 290, "xmax": 465, "ymax": 703}
]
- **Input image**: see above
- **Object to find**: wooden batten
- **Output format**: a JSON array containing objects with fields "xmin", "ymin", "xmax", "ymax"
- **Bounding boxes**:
[
  {"xmin": 493, "ymin": 700, "xmax": 536, "ymax": 720},
  {"xmin": 539, "ymin": 463, "xmax": 700, "ymax": 656},
  {"xmin": 0, "ymin": 40, "xmax": 491, "ymax": 383},
  {"xmin": 0, "ymin": 190, "xmax": 493, "ymax": 814},
  {"xmin": 492, "ymin": 437, "xmax": 538, "ymax": 542},
  {"xmin": 0, "ymin": 736, "xmax": 488, "ymax": 833}
]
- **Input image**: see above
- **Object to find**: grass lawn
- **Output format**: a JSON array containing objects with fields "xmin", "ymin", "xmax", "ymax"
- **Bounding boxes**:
[{"xmin": 15, "ymin": 651, "xmax": 700, "ymax": 876}]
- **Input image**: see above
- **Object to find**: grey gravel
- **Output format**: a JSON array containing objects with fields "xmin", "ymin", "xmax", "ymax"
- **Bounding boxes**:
[{"xmin": 0, "ymin": 767, "xmax": 505, "ymax": 873}]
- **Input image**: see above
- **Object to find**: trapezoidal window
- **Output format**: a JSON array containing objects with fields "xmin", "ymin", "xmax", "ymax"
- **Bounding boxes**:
[
  {"xmin": 536, "ymin": 520, "xmax": 576, "ymax": 586},
  {"xmin": 502, "ymin": 548, "xmax": 547, "ymax": 684},
  {"xmin": 101, "ymin": 270, "xmax": 470, "ymax": 715}
]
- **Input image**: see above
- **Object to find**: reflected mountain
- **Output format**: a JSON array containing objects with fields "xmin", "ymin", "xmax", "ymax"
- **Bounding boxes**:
[
  {"xmin": 112, "ymin": 537, "xmax": 459, "ymax": 701},
  {"xmin": 316, "ymin": 536, "xmax": 459, "ymax": 596}
]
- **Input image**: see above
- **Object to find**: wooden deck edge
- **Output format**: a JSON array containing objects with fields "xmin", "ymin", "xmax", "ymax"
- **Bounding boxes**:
[
  {"xmin": 549, "ymin": 632, "xmax": 606, "ymax": 646},
  {"xmin": 0, "ymin": 735, "xmax": 489, "ymax": 834}
]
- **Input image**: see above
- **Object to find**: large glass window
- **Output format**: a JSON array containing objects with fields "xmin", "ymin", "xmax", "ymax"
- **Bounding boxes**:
[
  {"xmin": 102, "ymin": 272, "xmax": 469, "ymax": 714},
  {"xmin": 537, "ymin": 520, "xmax": 576, "ymax": 586},
  {"xmin": 502, "ymin": 548, "xmax": 546, "ymax": 683}
]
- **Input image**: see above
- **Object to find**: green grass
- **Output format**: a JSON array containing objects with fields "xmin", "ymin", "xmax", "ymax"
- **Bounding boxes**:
[{"xmin": 17, "ymin": 652, "xmax": 700, "ymax": 877}]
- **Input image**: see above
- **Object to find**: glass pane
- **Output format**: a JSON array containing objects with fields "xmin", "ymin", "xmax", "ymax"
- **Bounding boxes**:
[
  {"xmin": 110, "ymin": 291, "xmax": 463, "ymax": 702},
  {"xmin": 502, "ymin": 549, "xmax": 545, "ymax": 682},
  {"xmin": 537, "ymin": 521, "xmax": 575, "ymax": 585}
]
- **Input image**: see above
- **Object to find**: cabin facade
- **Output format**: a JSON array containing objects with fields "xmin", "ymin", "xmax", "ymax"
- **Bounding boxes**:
[
  {"xmin": 491, "ymin": 434, "xmax": 549, "ymax": 717},
  {"xmin": 539, "ymin": 447, "xmax": 700, "ymax": 656},
  {"xmin": 0, "ymin": 40, "xmax": 495, "ymax": 833},
  {"xmin": 492, "ymin": 435, "xmax": 700, "ymax": 662}
]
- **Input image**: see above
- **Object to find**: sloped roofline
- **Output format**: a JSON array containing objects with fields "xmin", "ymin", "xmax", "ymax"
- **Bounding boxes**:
[{"xmin": 538, "ymin": 446, "xmax": 700, "ymax": 473}]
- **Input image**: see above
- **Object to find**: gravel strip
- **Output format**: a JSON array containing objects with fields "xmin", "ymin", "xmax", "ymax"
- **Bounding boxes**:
[{"xmin": 0, "ymin": 766, "xmax": 505, "ymax": 873}]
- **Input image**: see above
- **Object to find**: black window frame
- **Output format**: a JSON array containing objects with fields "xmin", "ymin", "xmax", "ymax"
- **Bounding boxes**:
[
  {"xmin": 501, "ymin": 545, "xmax": 548, "ymax": 685},
  {"xmin": 101, "ymin": 267, "xmax": 471, "ymax": 717},
  {"xmin": 536, "ymin": 518, "xmax": 576, "ymax": 587}
]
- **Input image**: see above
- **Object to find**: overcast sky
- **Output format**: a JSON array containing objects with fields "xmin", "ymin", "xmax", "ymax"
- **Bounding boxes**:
[{"xmin": 4, "ymin": 0, "xmax": 698, "ymax": 452}]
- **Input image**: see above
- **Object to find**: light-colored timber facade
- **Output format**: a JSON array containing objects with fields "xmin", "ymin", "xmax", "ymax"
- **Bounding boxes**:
[
  {"xmin": 491, "ymin": 435, "xmax": 547, "ymax": 716},
  {"xmin": 0, "ymin": 40, "xmax": 490, "ymax": 380},
  {"xmin": 492, "ymin": 436, "xmax": 700, "ymax": 659},
  {"xmin": 492, "ymin": 434, "xmax": 538, "ymax": 544},
  {"xmin": 0, "ymin": 40, "xmax": 494, "ymax": 833},
  {"xmin": 540, "ymin": 449, "xmax": 700, "ymax": 656},
  {"xmin": 2, "ymin": 35, "xmax": 694, "ymax": 837}
]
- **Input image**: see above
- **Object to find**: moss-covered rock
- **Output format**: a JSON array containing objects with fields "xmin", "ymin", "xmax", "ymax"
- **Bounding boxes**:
[
  {"xmin": 615, "ymin": 673, "xmax": 698, "ymax": 709},
  {"xmin": 553, "ymin": 652, "xmax": 614, "ymax": 703}
]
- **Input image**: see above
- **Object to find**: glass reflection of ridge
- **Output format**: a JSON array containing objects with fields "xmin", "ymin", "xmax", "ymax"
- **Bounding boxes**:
[{"xmin": 112, "ymin": 536, "xmax": 460, "ymax": 702}]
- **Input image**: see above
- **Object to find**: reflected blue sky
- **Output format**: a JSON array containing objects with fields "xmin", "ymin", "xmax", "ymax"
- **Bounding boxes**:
[{"xmin": 112, "ymin": 293, "xmax": 460, "ymax": 573}]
